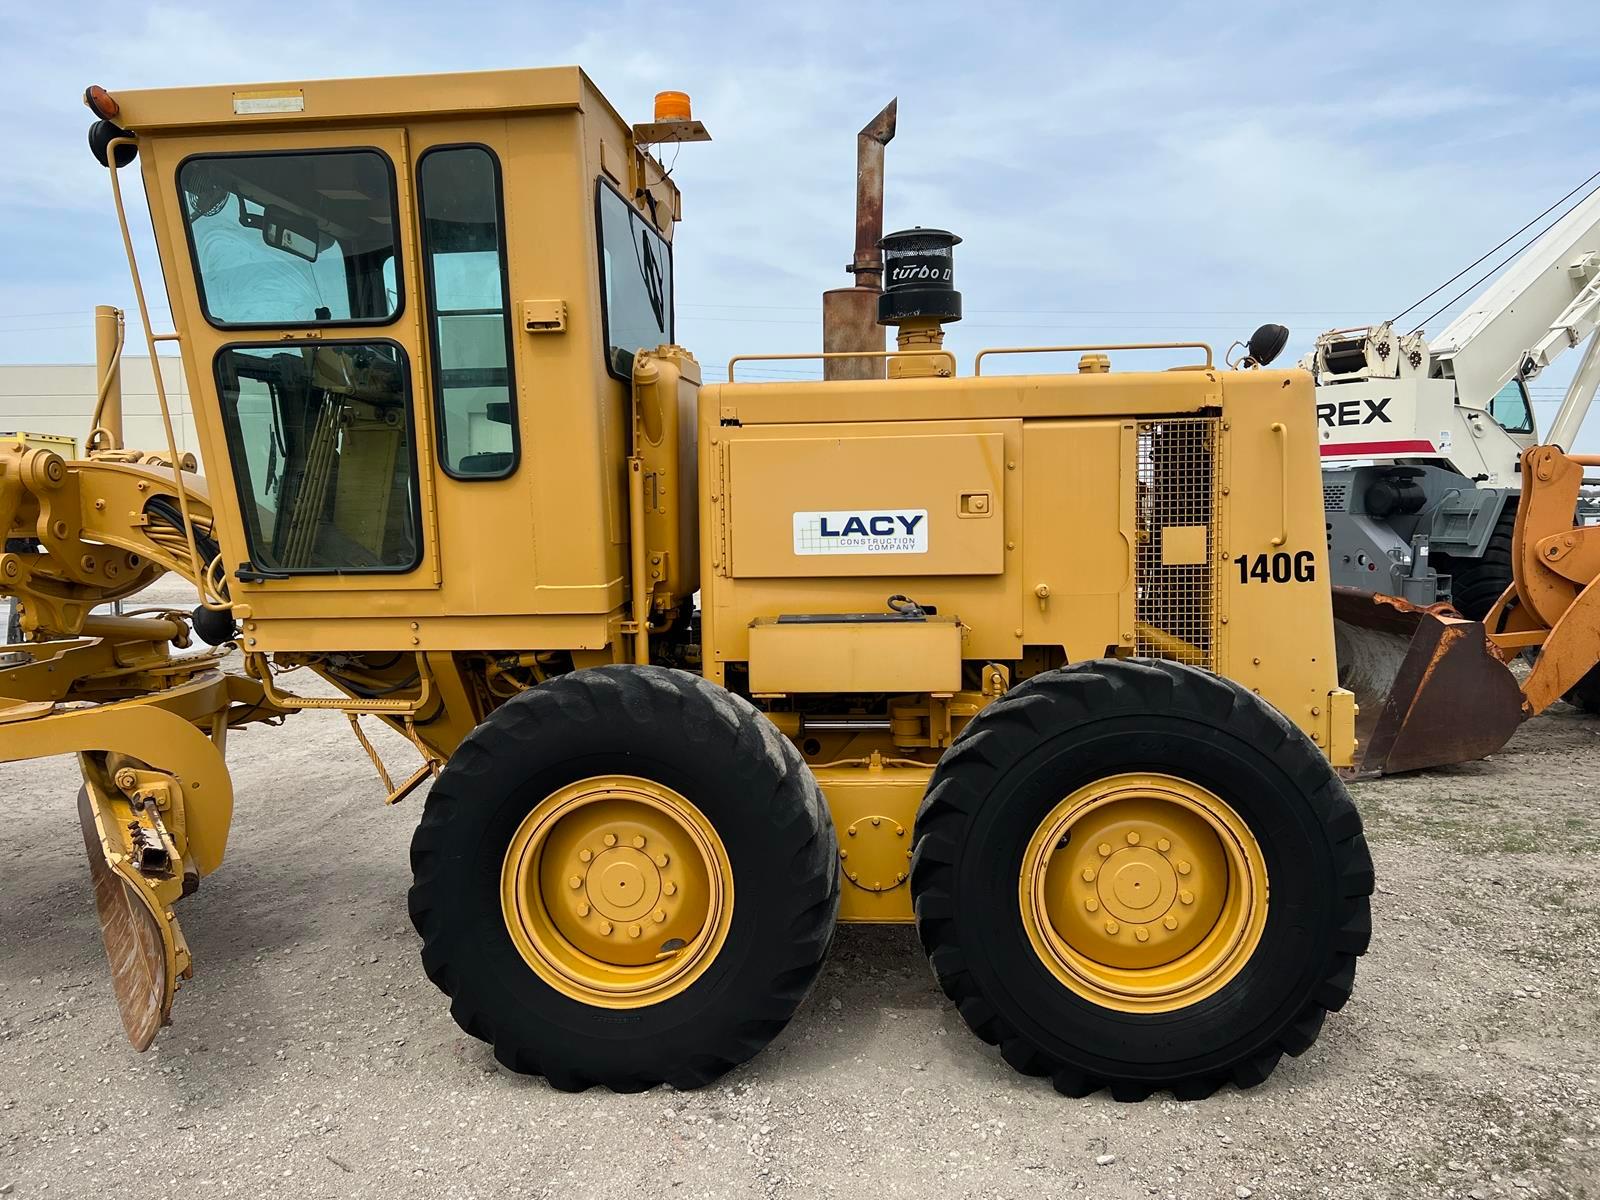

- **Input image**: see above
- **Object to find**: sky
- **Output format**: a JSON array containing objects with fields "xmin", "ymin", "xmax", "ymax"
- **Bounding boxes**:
[{"xmin": 1, "ymin": 1, "xmax": 1597, "ymax": 445}]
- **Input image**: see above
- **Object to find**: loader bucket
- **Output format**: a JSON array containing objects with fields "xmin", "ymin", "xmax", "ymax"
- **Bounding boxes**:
[
  {"xmin": 1332, "ymin": 587, "xmax": 1525, "ymax": 776},
  {"xmin": 76, "ymin": 785, "xmax": 180, "ymax": 1049}
]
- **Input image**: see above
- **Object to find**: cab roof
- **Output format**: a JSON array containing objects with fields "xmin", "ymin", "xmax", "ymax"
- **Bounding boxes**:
[{"xmin": 108, "ymin": 65, "xmax": 623, "ymax": 134}]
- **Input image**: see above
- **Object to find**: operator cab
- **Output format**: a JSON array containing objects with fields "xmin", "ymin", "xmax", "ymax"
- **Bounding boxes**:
[
  {"xmin": 1487, "ymin": 377, "xmax": 1535, "ymax": 440},
  {"xmin": 89, "ymin": 69, "xmax": 685, "ymax": 645}
]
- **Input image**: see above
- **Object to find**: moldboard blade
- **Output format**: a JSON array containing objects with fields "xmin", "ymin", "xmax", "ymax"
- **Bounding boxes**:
[{"xmin": 77, "ymin": 786, "xmax": 173, "ymax": 1050}]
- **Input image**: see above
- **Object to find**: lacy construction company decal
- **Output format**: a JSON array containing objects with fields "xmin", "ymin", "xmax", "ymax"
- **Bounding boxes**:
[{"xmin": 793, "ymin": 509, "xmax": 928, "ymax": 556}]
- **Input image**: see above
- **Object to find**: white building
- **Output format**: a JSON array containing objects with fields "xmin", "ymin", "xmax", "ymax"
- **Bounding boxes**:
[{"xmin": 0, "ymin": 358, "xmax": 201, "ymax": 465}]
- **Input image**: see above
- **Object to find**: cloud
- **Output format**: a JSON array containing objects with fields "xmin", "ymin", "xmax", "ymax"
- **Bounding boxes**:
[{"xmin": 0, "ymin": 0, "xmax": 1595, "ymax": 442}]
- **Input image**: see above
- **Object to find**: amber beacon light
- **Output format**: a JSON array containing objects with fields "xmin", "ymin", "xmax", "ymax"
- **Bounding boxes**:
[{"xmin": 654, "ymin": 90, "xmax": 692, "ymax": 122}]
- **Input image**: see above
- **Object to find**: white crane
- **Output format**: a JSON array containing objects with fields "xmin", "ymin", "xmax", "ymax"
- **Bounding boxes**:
[{"xmin": 1307, "ymin": 180, "xmax": 1600, "ymax": 617}]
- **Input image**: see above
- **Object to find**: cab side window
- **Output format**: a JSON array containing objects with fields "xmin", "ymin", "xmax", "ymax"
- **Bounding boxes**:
[
  {"xmin": 597, "ymin": 180, "xmax": 673, "ymax": 380},
  {"xmin": 418, "ymin": 146, "xmax": 518, "ymax": 478},
  {"xmin": 1489, "ymin": 379, "xmax": 1534, "ymax": 435}
]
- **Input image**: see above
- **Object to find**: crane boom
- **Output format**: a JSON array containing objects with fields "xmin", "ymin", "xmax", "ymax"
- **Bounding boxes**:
[
  {"xmin": 1550, "ymin": 333, "xmax": 1600, "ymax": 450},
  {"xmin": 1428, "ymin": 187, "xmax": 1600, "ymax": 412}
]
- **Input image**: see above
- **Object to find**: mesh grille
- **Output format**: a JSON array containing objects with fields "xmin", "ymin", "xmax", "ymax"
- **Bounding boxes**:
[
  {"xmin": 1136, "ymin": 418, "xmax": 1218, "ymax": 668},
  {"xmin": 1322, "ymin": 482, "xmax": 1349, "ymax": 512}
]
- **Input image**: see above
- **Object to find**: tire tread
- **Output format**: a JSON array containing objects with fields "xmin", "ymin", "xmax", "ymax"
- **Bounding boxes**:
[
  {"xmin": 408, "ymin": 665, "xmax": 838, "ymax": 1093},
  {"xmin": 911, "ymin": 657, "xmax": 1374, "ymax": 1101}
]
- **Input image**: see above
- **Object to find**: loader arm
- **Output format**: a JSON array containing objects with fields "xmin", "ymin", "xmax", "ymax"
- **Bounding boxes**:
[
  {"xmin": 1338, "ymin": 443, "xmax": 1600, "ymax": 774},
  {"xmin": 1489, "ymin": 444, "xmax": 1600, "ymax": 714}
]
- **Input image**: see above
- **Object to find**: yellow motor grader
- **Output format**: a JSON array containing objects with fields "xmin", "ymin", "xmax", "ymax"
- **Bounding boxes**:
[{"xmin": 0, "ymin": 68, "xmax": 1589, "ymax": 1101}]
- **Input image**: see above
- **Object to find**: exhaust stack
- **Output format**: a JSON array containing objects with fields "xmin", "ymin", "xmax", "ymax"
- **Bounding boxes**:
[{"xmin": 821, "ymin": 99, "xmax": 896, "ymax": 381}]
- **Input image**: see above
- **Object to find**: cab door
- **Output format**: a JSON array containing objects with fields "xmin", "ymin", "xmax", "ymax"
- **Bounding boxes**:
[{"xmin": 146, "ymin": 125, "xmax": 442, "ymax": 606}]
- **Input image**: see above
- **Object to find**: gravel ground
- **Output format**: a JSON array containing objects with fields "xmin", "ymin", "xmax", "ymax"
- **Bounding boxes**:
[{"xmin": 1, "ymin": 629, "xmax": 1598, "ymax": 1198}]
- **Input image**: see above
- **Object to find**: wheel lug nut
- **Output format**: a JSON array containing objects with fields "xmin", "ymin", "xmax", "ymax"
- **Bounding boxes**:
[
  {"xmin": 1179, "ymin": 890, "xmax": 1194, "ymax": 905},
  {"xmin": 578, "ymin": 849, "xmax": 593, "ymax": 863},
  {"xmin": 577, "ymin": 903, "xmax": 591, "ymax": 917},
  {"xmin": 632, "ymin": 836, "xmax": 646, "ymax": 849},
  {"xmin": 1126, "ymin": 831, "xmax": 1140, "ymax": 846},
  {"xmin": 568, "ymin": 875, "xmax": 582, "ymax": 890},
  {"xmin": 1085, "ymin": 898, "xmax": 1099, "ymax": 913},
  {"xmin": 600, "ymin": 921, "xmax": 613, "ymax": 935},
  {"xmin": 653, "ymin": 909, "xmax": 666, "ymax": 924},
  {"xmin": 604, "ymin": 834, "xmax": 617, "ymax": 847},
  {"xmin": 655, "ymin": 853, "xmax": 669, "ymax": 867},
  {"xmin": 1097, "ymin": 842, "xmax": 1112, "ymax": 857},
  {"xmin": 1134, "ymin": 927, "xmax": 1149, "ymax": 943},
  {"xmin": 664, "ymin": 882, "xmax": 677, "ymax": 896},
  {"xmin": 1176, "ymin": 860, "xmax": 1191, "ymax": 875},
  {"xmin": 1162, "ymin": 915, "xmax": 1177, "ymax": 930},
  {"xmin": 628, "ymin": 924, "xmax": 641, "ymax": 939},
  {"xmin": 1104, "ymin": 920, "xmax": 1119, "ymax": 935},
  {"xmin": 1157, "ymin": 838, "xmax": 1171, "ymax": 853},
  {"xmin": 1081, "ymin": 868, "xmax": 1096, "ymax": 882}
]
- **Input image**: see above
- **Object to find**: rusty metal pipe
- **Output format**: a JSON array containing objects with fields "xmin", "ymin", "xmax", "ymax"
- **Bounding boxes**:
[
  {"xmin": 849, "ymin": 99, "xmax": 897, "ymax": 289},
  {"xmin": 823, "ymin": 100, "xmax": 897, "ymax": 383}
]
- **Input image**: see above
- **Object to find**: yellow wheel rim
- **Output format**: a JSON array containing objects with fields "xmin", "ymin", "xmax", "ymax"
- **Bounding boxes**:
[
  {"xmin": 1019, "ymin": 773, "xmax": 1267, "ymax": 1013},
  {"xmin": 500, "ymin": 775, "xmax": 734, "ymax": 1008}
]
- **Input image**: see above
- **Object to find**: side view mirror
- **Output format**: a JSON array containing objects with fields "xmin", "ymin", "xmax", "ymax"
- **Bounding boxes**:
[{"xmin": 1247, "ymin": 323, "xmax": 1290, "ymax": 368}]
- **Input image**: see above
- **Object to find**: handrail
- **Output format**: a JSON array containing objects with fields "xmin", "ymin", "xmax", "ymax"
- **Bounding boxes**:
[
  {"xmin": 1270, "ymin": 422, "xmax": 1289, "ymax": 547},
  {"xmin": 103, "ymin": 137, "xmax": 230, "ymax": 614},
  {"xmin": 726, "ymin": 349, "xmax": 957, "ymax": 381},
  {"xmin": 973, "ymin": 341, "xmax": 1213, "ymax": 376}
]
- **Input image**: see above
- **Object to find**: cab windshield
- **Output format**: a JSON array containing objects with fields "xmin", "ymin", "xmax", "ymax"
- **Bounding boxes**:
[{"xmin": 179, "ymin": 150, "xmax": 400, "ymax": 327}]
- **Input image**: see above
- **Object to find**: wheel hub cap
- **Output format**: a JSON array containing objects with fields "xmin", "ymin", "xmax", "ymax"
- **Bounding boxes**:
[
  {"xmin": 501, "ymin": 776, "xmax": 734, "ymax": 1006},
  {"xmin": 1020, "ymin": 773, "xmax": 1267, "ymax": 1012},
  {"xmin": 592, "ymin": 852, "xmax": 655, "ymax": 915},
  {"xmin": 1105, "ymin": 851, "xmax": 1163, "ymax": 914}
]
